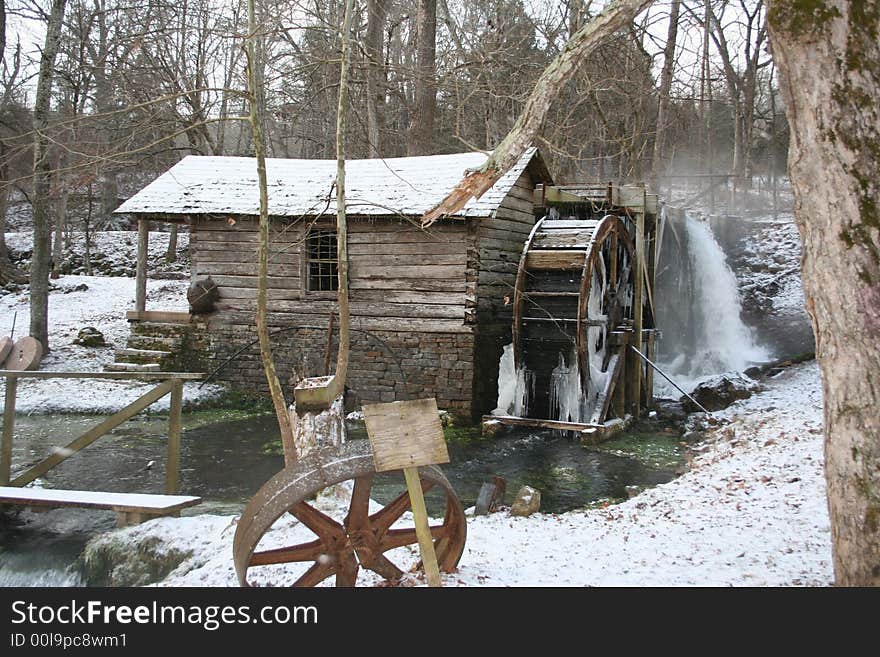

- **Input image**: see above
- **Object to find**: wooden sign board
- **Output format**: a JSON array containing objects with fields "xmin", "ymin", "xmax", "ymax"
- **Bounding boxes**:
[{"xmin": 362, "ymin": 398, "xmax": 449, "ymax": 472}]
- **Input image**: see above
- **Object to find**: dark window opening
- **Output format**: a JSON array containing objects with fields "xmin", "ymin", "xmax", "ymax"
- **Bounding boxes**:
[{"xmin": 307, "ymin": 229, "xmax": 338, "ymax": 292}]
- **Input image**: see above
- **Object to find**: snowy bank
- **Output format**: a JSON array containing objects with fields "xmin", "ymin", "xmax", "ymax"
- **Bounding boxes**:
[
  {"xmin": 86, "ymin": 361, "xmax": 832, "ymax": 587},
  {"xmin": 0, "ymin": 274, "xmax": 226, "ymax": 413}
]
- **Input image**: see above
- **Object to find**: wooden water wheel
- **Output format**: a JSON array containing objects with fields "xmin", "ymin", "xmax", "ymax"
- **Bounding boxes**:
[
  {"xmin": 233, "ymin": 440, "xmax": 466, "ymax": 587},
  {"xmin": 512, "ymin": 214, "xmax": 635, "ymax": 424}
]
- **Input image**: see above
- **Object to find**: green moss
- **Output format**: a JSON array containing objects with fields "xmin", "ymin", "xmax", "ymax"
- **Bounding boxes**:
[{"xmin": 768, "ymin": 0, "xmax": 842, "ymax": 39}]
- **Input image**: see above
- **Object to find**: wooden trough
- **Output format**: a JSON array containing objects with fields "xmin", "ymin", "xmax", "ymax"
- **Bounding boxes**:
[{"xmin": 483, "ymin": 183, "xmax": 659, "ymax": 441}]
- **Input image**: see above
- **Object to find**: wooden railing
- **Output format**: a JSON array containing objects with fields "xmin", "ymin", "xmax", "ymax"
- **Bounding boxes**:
[{"xmin": 0, "ymin": 371, "xmax": 204, "ymax": 494}]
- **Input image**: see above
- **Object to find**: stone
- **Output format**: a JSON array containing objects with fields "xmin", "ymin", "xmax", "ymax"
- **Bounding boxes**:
[
  {"xmin": 73, "ymin": 326, "xmax": 106, "ymax": 347},
  {"xmin": 510, "ymin": 485, "xmax": 541, "ymax": 517},
  {"xmin": 681, "ymin": 372, "xmax": 763, "ymax": 413}
]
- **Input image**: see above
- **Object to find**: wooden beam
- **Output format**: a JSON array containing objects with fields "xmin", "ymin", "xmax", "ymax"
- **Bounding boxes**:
[
  {"xmin": 136, "ymin": 219, "xmax": 149, "ymax": 313},
  {"xmin": 0, "ymin": 371, "xmax": 204, "ymax": 380},
  {"xmin": 1, "ymin": 376, "xmax": 16, "ymax": 486},
  {"xmin": 629, "ymin": 192, "xmax": 646, "ymax": 416},
  {"xmin": 126, "ymin": 310, "xmax": 193, "ymax": 323},
  {"xmin": 483, "ymin": 414, "xmax": 604, "ymax": 434},
  {"xmin": 165, "ymin": 379, "xmax": 183, "ymax": 495},
  {"xmin": 11, "ymin": 380, "xmax": 174, "ymax": 487}
]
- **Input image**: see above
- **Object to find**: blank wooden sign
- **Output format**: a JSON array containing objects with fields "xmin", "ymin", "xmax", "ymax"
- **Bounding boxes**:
[{"xmin": 363, "ymin": 398, "xmax": 449, "ymax": 472}]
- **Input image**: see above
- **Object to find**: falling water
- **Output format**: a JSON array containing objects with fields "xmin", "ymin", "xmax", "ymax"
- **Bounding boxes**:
[
  {"xmin": 494, "ymin": 343, "xmax": 532, "ymax": 417},
  {"xmin": 655, "ymin": 210, "xmax": 769, "ymax": 395}
]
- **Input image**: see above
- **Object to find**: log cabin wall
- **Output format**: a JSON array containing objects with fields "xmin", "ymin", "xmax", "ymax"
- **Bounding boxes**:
[
  {"xmin": 470, "ymin": 169, "xmax": 539, "ymax": 417},
  {"xmin": 189, "ymin": 214, "xmax": 477, "ymax": 418}
]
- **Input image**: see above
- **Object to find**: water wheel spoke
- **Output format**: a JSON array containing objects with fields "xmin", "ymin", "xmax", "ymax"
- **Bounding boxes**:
[
  {"xmin": 345, "ymin": 475, "xmax": 372, "ymax": 531},
  {"xmin": 361, "ymin": 553, "xmax": 404, "ymax": 581},
  {"xmin": 249, "ymin": 539, "xmax": 326, "ymax": 566},
  {"xmin": 334, "ymin": 551, "xmax": 360, "ymax": 588},
  {"xmin": 380, "ymin": 524, "xmax": 447, "ymax": 551},
  {"xmin": 294, "ymin": 561, "xmax": 335, "ymax": 588},
  {"xmin": 369, "ymin": 480, "xmax": 436, "ymax": 535},
  {"xmin": 290, "ymin": 501, "xmax": 345, "ymax": 540}
]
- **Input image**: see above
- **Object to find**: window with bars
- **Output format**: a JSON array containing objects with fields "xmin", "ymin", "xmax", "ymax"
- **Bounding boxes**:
[{"xmin": 306, "ymin": 229, "xmax": 338, "ymax": 292}]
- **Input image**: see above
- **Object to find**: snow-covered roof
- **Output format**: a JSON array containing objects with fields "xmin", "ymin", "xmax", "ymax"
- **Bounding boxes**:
[{"xmin": 116, "ymin": 148, "xmax": 550, "ymax": 218}]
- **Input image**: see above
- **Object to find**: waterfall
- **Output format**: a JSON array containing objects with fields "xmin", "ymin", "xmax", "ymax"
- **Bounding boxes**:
[{"xmin": 655, "ymin": 209, "xmax": 768, "ymax": 395}]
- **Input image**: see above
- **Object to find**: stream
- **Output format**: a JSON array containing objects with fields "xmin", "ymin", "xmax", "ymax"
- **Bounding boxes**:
[{"xmin": 0, "ymin": 411, "xmax": 683, "ymax": 586}]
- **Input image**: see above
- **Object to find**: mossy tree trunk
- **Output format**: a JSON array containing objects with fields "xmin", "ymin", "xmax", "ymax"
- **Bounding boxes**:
[{"xmin": 768, "ymin": 0, "xmax": 880, "ymax": 586}]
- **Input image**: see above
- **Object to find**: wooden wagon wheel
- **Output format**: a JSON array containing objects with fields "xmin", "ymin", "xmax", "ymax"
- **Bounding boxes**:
[{"xmin": 233, "ymin": 440, "xmax": 466, "ymax": 587}]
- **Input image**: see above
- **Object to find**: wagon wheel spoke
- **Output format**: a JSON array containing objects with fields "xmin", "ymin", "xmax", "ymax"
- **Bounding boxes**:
[
  {"xmin": 294, "ymin": 561, "xmax": 336, "ymax": 588},
  {"xmin": 334, "ymin": 551, "xmax": 360, "ymax": 587},
  {"xmin": 379, "ymin": 525, "xmax": 448, "ymax": 552},
  {"xmin": 369, "ymin": 480, "xmax": 436, "ymax": 535},
  {"xmin": 290, "ymin": 501, "xmax": 345, "ymax": 540},
  {"xmin": 249, "ymin": 539, "xmax": 326, "ymax": 566},
  {"xmin": 345, "ymin": 475, "xmax": 372, "ymax": 531},
  {"xmin": 360, "ymin": 552, "xmax": 404, "ymax": 581}
]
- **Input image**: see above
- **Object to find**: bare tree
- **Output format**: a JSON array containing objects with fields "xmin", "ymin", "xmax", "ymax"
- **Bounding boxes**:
[
  {"xmin": 651, "ymin": 0, "xmax": 680, "ymax": 187},
  {"xmin": 767, "ymin": 0, "xmax": 880, "ymax": 586},
  {"xmin": 423, "ymin": 0, "xmax": 654, "ymax": 224},
  {"xmin": 407, "ymin": 0, "xmax": 437, "ymax": 154},
  {"xmin": 30, "ymin": 0, "xmax": 68, "ymax": 351}
]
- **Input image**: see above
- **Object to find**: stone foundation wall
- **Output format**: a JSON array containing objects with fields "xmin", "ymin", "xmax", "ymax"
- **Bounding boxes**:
[{"xmin": 204, "ymin": 322, "xmax": 476, "ymax": 420}]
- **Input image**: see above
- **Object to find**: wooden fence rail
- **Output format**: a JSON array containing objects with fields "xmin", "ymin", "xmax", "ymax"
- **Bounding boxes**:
[{"xmin": 0, "ymin": 371, "xmax": 204, "ymax": 494}]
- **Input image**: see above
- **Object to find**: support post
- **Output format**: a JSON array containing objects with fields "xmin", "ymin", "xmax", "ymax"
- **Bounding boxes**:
[
  {"xmin": 1, "ymin": 376, "xmax": 17, "ymax": 486},
  {"xmin": 165, "ymin": 378, "xmax": 183, "ymax": 494},
  {"xmin": 135, "ymin": 219, "xmax": 149, "ymax": 313},
  {"xmin": 403, "ymin": 466, "xmax": 442, "ymax": 588},
  {"xmin": 629, "ymin": 191, "xmax": 646, "ymax": 416},
  {"xmin": 645, "ymin": 330, "xmax": 656, "ymax": 408}
]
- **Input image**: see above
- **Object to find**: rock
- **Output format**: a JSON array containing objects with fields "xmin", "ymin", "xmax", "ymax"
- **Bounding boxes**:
[
  {"xmin": 474, "ymin": 476, "xmax": 506, "ymax": 516},
  {"xmin": 653, "ymin": 398, "xmax": 688, "ymax": 422},
  {"xmin": 82, "ymin": 533, "xmax": 192, "ymax": 586},
  {"xmin": 73, "ymin": 327, "xmax": 106, "ymax": 347},
  {"xmin": 681, "ymin": 373, "xmax": 762, "ymax": 413},
  {"xmin": 510, "ymin": 485, "xmax": 541, "ymax": 517}
]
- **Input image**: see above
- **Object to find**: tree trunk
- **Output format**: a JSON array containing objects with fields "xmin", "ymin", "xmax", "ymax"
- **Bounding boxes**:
[
  {"xmin": 165, "ymin": 224, "xmax": 178, "ymax": 263},
  {"xmin": 407, "ymin": 0, "xmax": 437, "ymax": 155},
  {"xmin": 767, "ymin": 0, "xmax": 880, "ymax": 586},
  {"xmin": 422, "ymin": 0, "xmax": 654, "ymax": 225},
  {"xmin": 246, "ymin": 0, "xmax": 296, "ymax": 463},
  {"xmin": 365, "ymin": 0, "xmax": 387, "ymax": 157},
  {"xmin": 51, "ymin": 175, "xmax": 67, "ymax": 279},
  {"xmin": 30, "ymin": 0, "xmax": 67, "ymax": 351},
  {"xmin": 651, "ymin": 0, "xmax": 680, "ymax": 190}
]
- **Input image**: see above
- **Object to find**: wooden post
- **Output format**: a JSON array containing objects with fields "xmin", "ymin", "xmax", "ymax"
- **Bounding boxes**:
[
  {"xmin": 403, "ymin": 466, "xmax": 442, "ymax": 587},
  {"xmin": 645, "ymin": 330, "xmax": 656, "ymax": 408},
  {"xmin": 1, "ymin": 376, "xmax": 17, "ymax": 486},
  {"xmin": 165, "ymin": 378, "xmax": 183, "ymax": 494},
  {"xmin": 135, "ymin": 219, "xmax": 149, "ymax": 313},
  {"xmin": 629, "ymin": 193, "xmax": 646, "ymax": 417}
]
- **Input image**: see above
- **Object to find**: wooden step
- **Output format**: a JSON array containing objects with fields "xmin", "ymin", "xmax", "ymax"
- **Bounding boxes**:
[
  {"xmin": 0, "ymin": 486, "xmax": 201, "ymax": 527},
  {"xmin": 523, "ymin": 291, "xmax": 581, "ymax": 297},
  {"xmin": 115, "ymin": 348, "xmax": 171, "ymax": 365},
  {"xmin": 104, "ymin": 362, "xmax": 161, "ymax": 373},
  {"xmin": 127, "ymin": 310, "xmax": 192, "ymax": 323}
]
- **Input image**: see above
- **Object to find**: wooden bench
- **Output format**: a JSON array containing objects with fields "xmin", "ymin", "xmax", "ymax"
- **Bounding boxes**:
[{"xmin": 0, "ymin": 486, "xmax": 202, "ymax": 527}]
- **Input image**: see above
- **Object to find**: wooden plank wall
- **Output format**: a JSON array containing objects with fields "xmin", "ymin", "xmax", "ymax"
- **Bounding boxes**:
[
  {"xmin": 190, "ymin": 216, "xmax": 472, "ymax": 334},
  {"xmin": 475, "ymin": 169, "xmax": 537, "ymax": 322},
  {"xmin": 470, "ymin": 169, "xmax": 538, "ymax": 417}
]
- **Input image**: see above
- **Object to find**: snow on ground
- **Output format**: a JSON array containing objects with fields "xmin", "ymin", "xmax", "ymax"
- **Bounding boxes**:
[
  {"xmin": 95, "ymin": 360, "xmax": 831, "ymax": 587},
  {"xmin": 0, "ymin": 273, "xmax": 225, "ymax": 413}
]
